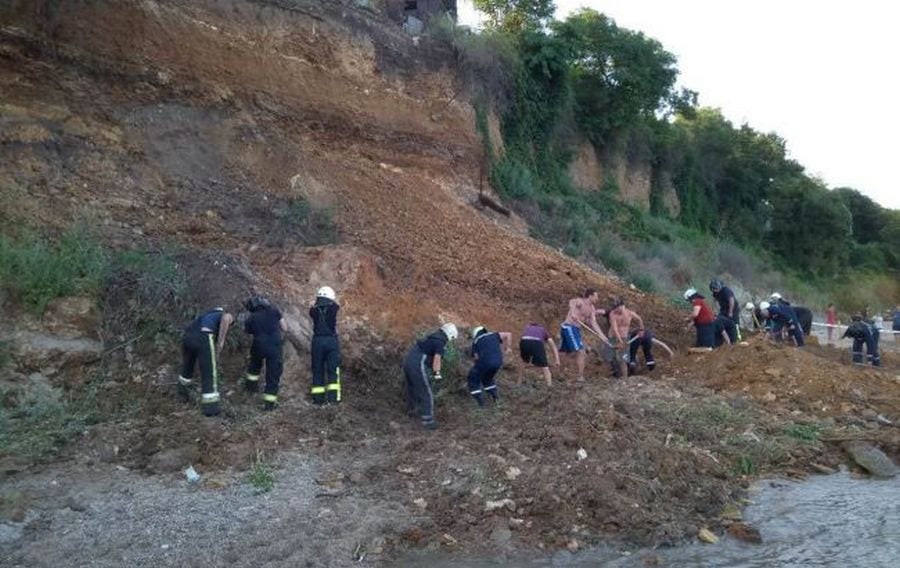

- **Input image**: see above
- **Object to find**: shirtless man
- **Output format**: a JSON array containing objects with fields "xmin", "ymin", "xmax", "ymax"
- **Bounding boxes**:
[
  {"xmin": 606, "ymin": 298, "xmax": 642, "ymax": 378},
  {"xmin": 560, "ymin": 288, "xmax": 610, "ymax": 382}
]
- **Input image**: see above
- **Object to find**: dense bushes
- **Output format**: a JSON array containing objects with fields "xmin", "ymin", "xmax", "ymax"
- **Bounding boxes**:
[
  {"xmin": 0, "ymin": 226, "xmax": 108, "ymax": 314},
  {"xmin": 452, "ymin": 2, "xmax": 898, "ymax": 306}
]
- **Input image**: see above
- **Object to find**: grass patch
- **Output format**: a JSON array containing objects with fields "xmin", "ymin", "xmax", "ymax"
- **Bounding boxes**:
[
  {"xmin": 276, "ymin": 197, "xmax": 338, "ymax": 246},
  {"xmin": 247, "ymin": 451, "xmax": 275, "ymax": 494},
  {"xmin": 0, "ymin": 225, "xmax": 108, "ymax": 315},
  {"xmin": 0, "ymin": 382, "xmax": 102, "ymax": 463},
  {"xmin": 783, "ymin": 422, "xmax": 821, "ymax": 443}
]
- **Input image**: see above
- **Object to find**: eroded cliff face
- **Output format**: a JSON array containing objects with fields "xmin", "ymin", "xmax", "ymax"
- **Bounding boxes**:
[{"xmin": 568, "ymin": 139, "xmax": 680, "ymax": 216}]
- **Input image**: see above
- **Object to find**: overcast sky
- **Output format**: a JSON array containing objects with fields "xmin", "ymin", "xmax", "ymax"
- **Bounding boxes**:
[{"xmin": 458, "ymin": 0, "xmax": 900, "ymax": 209}]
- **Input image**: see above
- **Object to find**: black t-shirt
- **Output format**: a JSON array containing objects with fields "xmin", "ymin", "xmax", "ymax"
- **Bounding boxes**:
[
  {"xmin": 416, "ymin": 330, "xmax": 448, "ymax": 367},
  {"xmin": 309, "ymin": 298, "xmax": 339, "ymax": 336},
  {"xmin": 245, "ymin": 306, "xmax": 283, "ymax": 340},
  {"xmin": 714, "ymin": 287, "xmax": 738, "ymax": 319}
]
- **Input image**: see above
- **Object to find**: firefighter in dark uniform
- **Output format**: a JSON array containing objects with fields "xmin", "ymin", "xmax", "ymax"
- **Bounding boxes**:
[
  {"xmin": 842, "ymin": 314, "xmax": 881, "ymax": 366},
  {"xmin": 760, "ymin": 300, "xmax": 804, "ymax": 347},
  {"xmin": 309, "ymin": 286, "xmax": 341, "ymax": 405},
  {"xmin": 403, "ymin": 323, "xmax": 458, "ymax": 430},
  {"xmin": 178, "ymin": 306, "xmax": 234, "ymax": 417},
  {"xmin": 467, "ymin": 326, "xmax": 511, "ymax": 406},
  {"xmin": 243, "ymin": 296, "xmax": 286, "ymax": 410}
]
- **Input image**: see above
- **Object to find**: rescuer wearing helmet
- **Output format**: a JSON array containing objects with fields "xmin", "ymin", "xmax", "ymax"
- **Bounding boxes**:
[
  {"xmin": 684, "ymin": 288, "xmax": 719, "ymax": 348},
  {"xmin": 403, "ymin": 322, "xmax": 458, "ymax": 430},
  {"xmin": 309, "ymin": 286, "xmax": 342, "ymax": 405},
  {"xmin": 178, "ymin": 306, "xmax": 234, "ymax": 417},
  {"xmin": 243, "ymin": 295, "xmax": 287, "ymax": 411},
  {"xmin": 842, "ymin": 314, "xmax": 881, "ymax": 366},
  {"xmin": 466, "ymin": 326, "xmax": 512, "ymax": 406},
  {"xmin": 759, "ymin": 300, "xmax": 804, "ymax": 347}
]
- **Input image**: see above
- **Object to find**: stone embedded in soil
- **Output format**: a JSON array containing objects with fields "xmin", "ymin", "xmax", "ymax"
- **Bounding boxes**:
[
  {"xmin": 727, "ymin": 522, "xmax": 762, "ymax": 544},
  {"xmin": 844, "ymin": 441, "xmax": 899, "ymax": 478},
  {"xmin": 505, "ymin": 466, "xmax": 522, "ymax": 480},
  {"xmin": 485, "ymin": 499, "xmax": 516, "ymax": 513},
  {"xmin": 146, "ymin": 445, "xmax": 201, "ymax": 474},
  {"xmin": 490, "ymin": 525, "xmax": 512, "ymax": 547},
  {"xmin": 698, "ymin": 528, "xmax": 719, "ymax": 544}
]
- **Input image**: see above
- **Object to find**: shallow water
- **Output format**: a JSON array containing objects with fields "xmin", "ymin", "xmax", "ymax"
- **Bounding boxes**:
[{"xmin": 402, "ymin": 471, "xmax": 900, "ymax": 567}]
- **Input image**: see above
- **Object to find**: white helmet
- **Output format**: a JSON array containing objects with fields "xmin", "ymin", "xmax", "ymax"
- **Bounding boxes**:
[
  {"xmin": 759, "ymin": 301, "xmax": 771, "ymax": 311},
  {"xmin": 471, "ymin": 325, "xmax": 486, "ymax": 338},
  {"xmin": 684, "ymin": 288, "xmax": 698, "ymax": 301},
  {"xmin": 316, "ymin": 286, "xmax": 336, "ymax": 301},
  {"xmin": 744, "ymin": 302, "xmax": 755, "ymax": 310},
  {"xmin": 441, "ymin": 323, "xmax": 459, "ymax": 341},
  {"xmin": 769, "ymin": 292, "xmax": 782, "ymax": 301}
]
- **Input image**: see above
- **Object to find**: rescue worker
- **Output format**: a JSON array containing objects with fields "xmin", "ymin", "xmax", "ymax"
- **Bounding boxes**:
[
  {"xmin": 467, "ymin": 326, "xmax": 512, "ymax": 406},
  {"xmin": 243, "ymin": 295, "xmax": 286, "ymax": 411},
  {"xmin": 178, "ymin": 306, "xmax": 234, "ymax": 417},
  {"xmin": 893, "ymin": 305, "xmax": 900, "ymax": 344},
  {"xmin": 403, "ymin": 323, "xmax": 458, "ymax": 430},
  {"xmin": 685, "ymin": 288, "xmax": 719, "ymax": 348},
  {"xmin": 769, "ymin": 292, "xmax": 813, "ymax": 335},
  {"xmin": 518, "ymin": 322, "xmax": 560, "ymax": 387},
  {"xmin": 842, "ymin": 314, "xmax": 881, "ymax": 366},
  {"xmin": 560, "ymin": 288, "xmax": 610, "ymax": 382},
  {"xmin": 309, "ymin": 286, "xmax": 341, "ymax": 405},
  {"xmin": 760, "ymin": 300, "xmax": 804, "ymax": 347},
  {"xmin": 710, "ymin": 279, "xmax": 741, "ymax": 341}
]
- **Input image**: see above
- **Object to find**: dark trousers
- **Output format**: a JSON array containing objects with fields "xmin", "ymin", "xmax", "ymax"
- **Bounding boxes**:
[
  {"xmin": 180, "ymin": 330, "xmax": 220, "ymax": 410},
  {"xmin": 628, "ymin": 330, "xmax": 655, "ymax": 372},
  {"xmin": 715, "ymin": 316, "xmax": 737, "ymax": 346},
  {"xmin": 774, "ymin": 321, "xmax": 805, "ymax": 347},
  {"xmin": 852, "ymin": 328, "xmax": 881, "ymax": 366},
  {"xmin": 467, "ymin": 360, "xmax": 500, "ymax": 406},
  {"xmin": 403, "ymin": 347, "xmax": 435, "ymax": 427},
  {"xmin": 695, "ymin": 323, "xmax": 715, "ymax": 348},
  {"xmin": 311, "ymin": 335, "xmax": 341, "ymax": 404},
  {"xmin": 246, "ymin": 335, "xmax": 284, "ymax": 403}
]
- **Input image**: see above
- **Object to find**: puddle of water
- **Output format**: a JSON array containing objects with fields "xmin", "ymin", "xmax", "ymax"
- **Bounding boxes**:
[{"xmin": 401, "ymin": 472, "xmax": 900, "ymax": 567}]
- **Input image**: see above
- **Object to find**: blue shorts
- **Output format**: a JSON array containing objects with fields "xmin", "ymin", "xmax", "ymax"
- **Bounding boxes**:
[{"xmin": 560, "ymin": 324, "xmax": 584, "ymax": 353}]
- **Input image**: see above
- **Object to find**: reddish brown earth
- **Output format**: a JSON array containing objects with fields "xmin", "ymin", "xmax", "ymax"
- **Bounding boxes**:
[{"xmin": 2, "ymin": 2, "xmax": 900, "ymax": 566}]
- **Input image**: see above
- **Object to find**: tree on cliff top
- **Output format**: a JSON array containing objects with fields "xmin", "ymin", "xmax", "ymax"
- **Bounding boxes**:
[{"xmin": 473, "ymin": 0, "xmax": 555, "ymax": 32}]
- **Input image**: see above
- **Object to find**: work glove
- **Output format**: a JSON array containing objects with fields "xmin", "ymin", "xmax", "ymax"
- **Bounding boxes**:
[{"xmin": 432, "ymin": 372, "xmax": 443, "ymax": 382}]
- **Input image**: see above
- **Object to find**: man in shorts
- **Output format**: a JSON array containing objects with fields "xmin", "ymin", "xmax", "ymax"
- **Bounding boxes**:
[
  {"xmin": 560, "ymin": 288, "xmax": 610, "ymax": 382},
  {"xmin": 518, "ymin": 323, "xmax": 561, "ymax": 386},
  {"xmin": 606, "ymin": 297, "xmax": 644, "ymax": 378}
]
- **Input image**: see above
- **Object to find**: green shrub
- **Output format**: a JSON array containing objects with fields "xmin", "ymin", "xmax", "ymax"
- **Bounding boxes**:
[
  {"xmin": 277, "ymin": 198, "xmax": 339, "ymax": 246},
  {"xmin": 0, "ymin": 383, "xmax": 101, "ymax": 463},
  {"xmin": 247, "ymin": 451, "xmax": 275, "ymax": 494},
  {"xmin": 0, "ymin": 226, "xmax": 108, "ymax": 314},
  {"xmin": 631, "ymin": 273, "xmax": 657, "ymax": 293},
  {"xmin": 102, "ymin": 249, "xmax": 189, "ymax": 339}
]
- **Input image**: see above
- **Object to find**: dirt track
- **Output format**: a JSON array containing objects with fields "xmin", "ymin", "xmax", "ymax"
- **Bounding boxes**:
[{"xmin": 2, "ymin": 1, "xmax": 900, "ymax": 566}]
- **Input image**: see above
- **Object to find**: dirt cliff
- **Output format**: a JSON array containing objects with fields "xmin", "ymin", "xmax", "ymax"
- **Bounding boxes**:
[{"xmin": 2, "ymin": 2, "xmax": 900, "ymax": 567}]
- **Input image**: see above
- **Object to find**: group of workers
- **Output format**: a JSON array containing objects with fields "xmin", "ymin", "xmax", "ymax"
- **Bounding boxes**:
[{"xmin": 175, "ymin": 280, "xmax": 889, "ymax": 427}]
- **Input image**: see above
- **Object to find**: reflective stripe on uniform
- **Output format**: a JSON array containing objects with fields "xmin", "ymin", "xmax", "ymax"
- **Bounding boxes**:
[
  {"xmin": 201, "ymin": 392, "xmax": 220, "ymax": 403},
  {"xmin": 311, "ymin": 386, "xmax": 326, "ymax": 394},
  {"xmin": 420, "ymin": 354, "xmax": 434, "ymax": 420},
  {"xmin": 262, "ymin": 393, "xmax": 277, "ymax": 403},
  {"xmin": 484, "ymin": 385, "xmax": 497, "ymax": 391},
  {"xmin": 469, "ymin": 389, "xmax": 482, "ymax": 395},
  {"xmin": 207, "ymin": 334, "xmax": 218, "ymax": 393},
  {"xmin": 246, "ymin": 374, "xmax": 260, "ymax": 382},
  {"xmin": 178, "ymin": 376, "xmax": 193, "ymax": 386}
]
